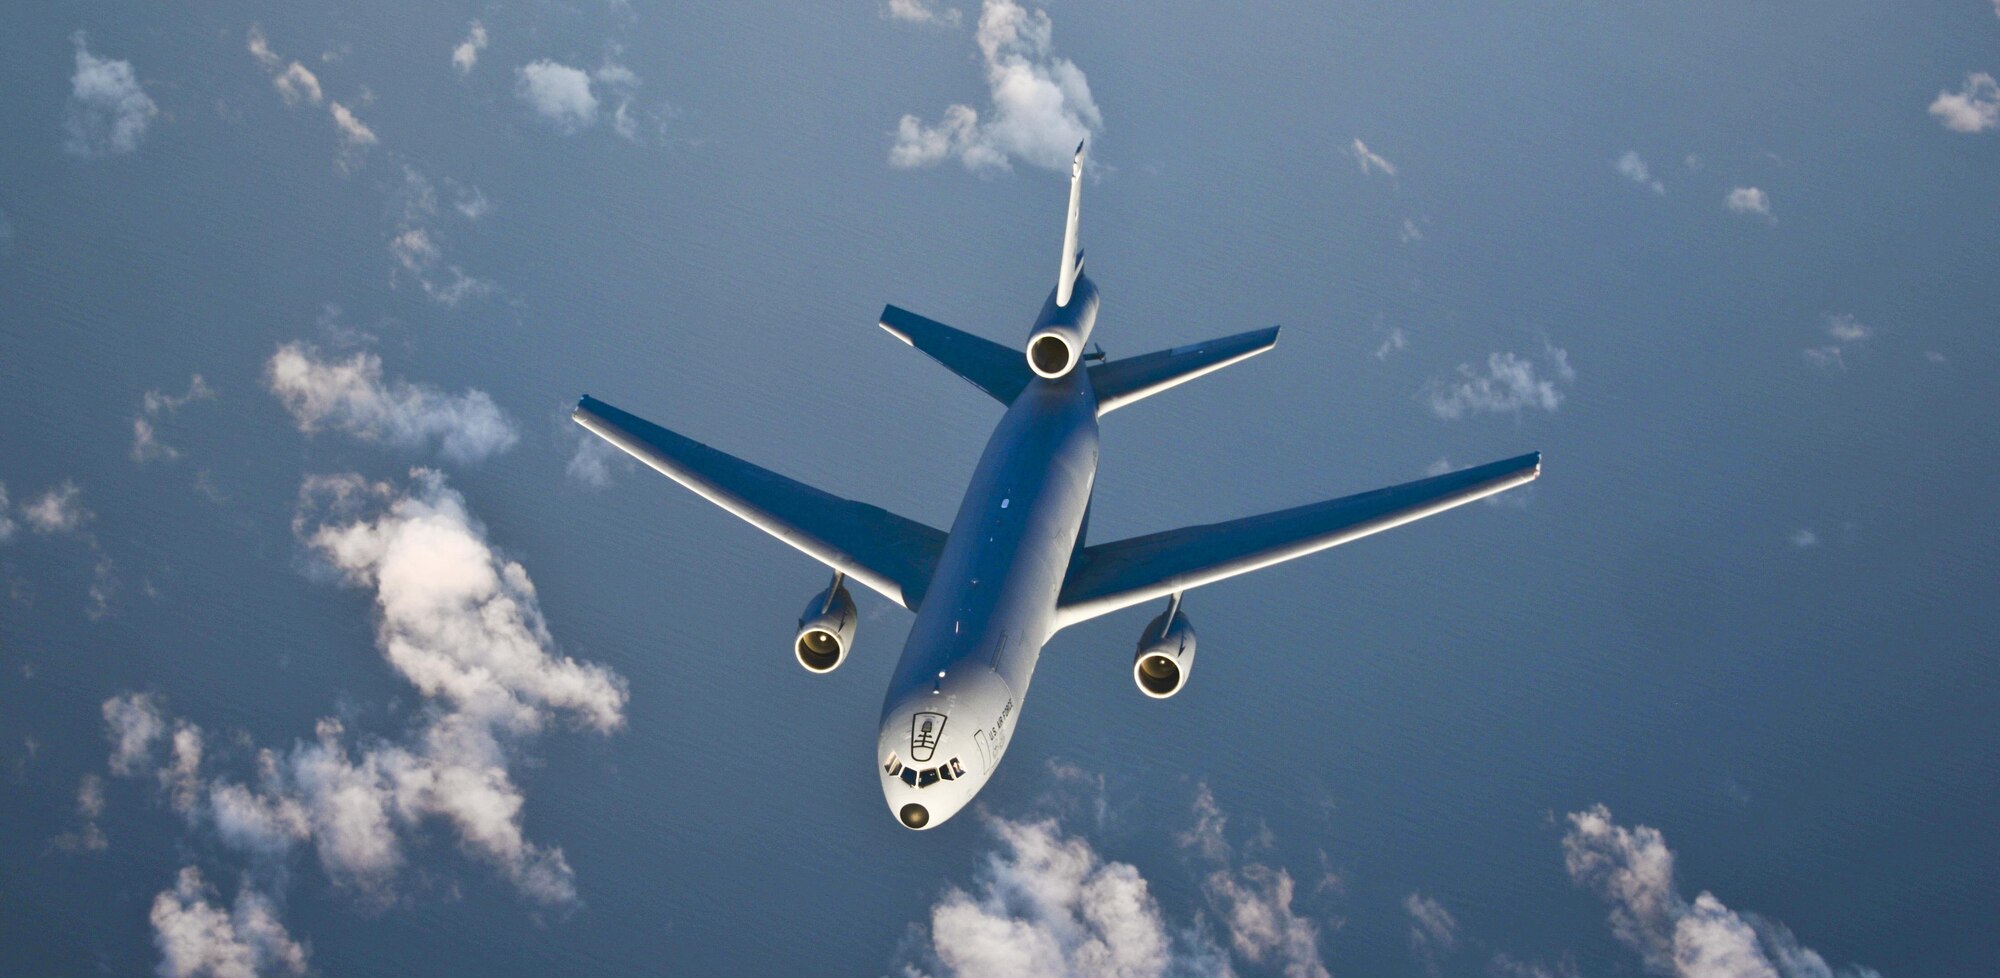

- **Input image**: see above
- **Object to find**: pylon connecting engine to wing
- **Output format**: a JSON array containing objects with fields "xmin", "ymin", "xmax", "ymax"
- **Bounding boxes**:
[
  {"xmin": 1133, "ymin": 592, "xmax": 1196, "ymax": 698},
  {"xmin": 796, "ymin": 572, "xmax": 856, "ymax": 673}
]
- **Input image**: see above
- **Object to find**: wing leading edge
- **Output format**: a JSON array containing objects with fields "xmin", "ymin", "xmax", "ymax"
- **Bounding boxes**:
[
  {"xmin": 573, "ymin": 396, "xmax": 948, "ymax": 610},
  {"xmin": 1055, "ymin": 452, "xmax": 1542, "ymax": 628}
]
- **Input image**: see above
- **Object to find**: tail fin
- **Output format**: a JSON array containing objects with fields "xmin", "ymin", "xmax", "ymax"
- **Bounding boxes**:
[
  {"xmin": 1089, "ymin": 326, "xmax": 1281, "ymax": 416},
  {"xmin": 1056, "ymin": 141, "xmax": 1085, "ymax": 307}
]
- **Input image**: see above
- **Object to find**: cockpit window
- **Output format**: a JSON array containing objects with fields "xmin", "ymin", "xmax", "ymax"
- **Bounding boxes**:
[
  {"xmin": 949, "ymin": 758, "xmax": 965, "ymax": 778},
  {"xmin": 939, "ymin": 764, "xmax": 956, "ymax": 782},
  {"xmin": 884, "ymin": 753, "xmax": 903, "ymax": 776},
  {"xmin": 900, "ymin": 767, "xmax": 919, "ymax": 787},
  {"xmin": 917, "ymin": 767, "xmax": 940, "ymax": 788}
]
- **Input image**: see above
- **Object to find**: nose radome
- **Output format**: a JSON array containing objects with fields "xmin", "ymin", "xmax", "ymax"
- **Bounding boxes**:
[{"xmin": 899, "ymin": 803, "xmax": 929, "ymax": 829}]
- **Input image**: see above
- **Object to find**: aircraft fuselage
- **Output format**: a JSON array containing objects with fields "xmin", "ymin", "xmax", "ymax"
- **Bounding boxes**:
[{"xmin": 875, "ymin": 286, "xmax": 1102, "ymax": 829}]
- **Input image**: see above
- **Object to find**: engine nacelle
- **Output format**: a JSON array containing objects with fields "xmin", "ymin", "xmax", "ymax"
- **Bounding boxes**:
[
  {"xmin": 1025, "ymin": 274, "xmax": 1101, "ymax": 379},
  {"xmin": 1132, "ymin": 608, "xmax": 1196, "ymax": 698},
  {"xmin": 795, "ymin": 581, "xmax": 857, "ymax": 673}
]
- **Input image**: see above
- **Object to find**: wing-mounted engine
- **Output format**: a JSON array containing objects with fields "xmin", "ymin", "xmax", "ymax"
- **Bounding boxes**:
[
  {"xmin": 795, "ymin": 573, "xmax": 857, "ymax": 673},
  {"xmin": 1132, "ymin": 594, "xmax": 1196, "ymax": 698}
]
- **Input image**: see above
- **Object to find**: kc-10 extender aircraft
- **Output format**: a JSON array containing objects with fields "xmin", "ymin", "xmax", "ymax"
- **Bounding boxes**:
[{"xmin": 574, "ymin": 144, "xmax": 1540, "ymax": 830}]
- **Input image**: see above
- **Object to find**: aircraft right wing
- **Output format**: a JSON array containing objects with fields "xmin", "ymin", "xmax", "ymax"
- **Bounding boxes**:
[
  {"xmin": 1055, "ymin": 452, "xmax": 1541, "ymax": 628},
  {"xmin": 574, "ymin": 396, "xmax": 949, "ymax": 611}
]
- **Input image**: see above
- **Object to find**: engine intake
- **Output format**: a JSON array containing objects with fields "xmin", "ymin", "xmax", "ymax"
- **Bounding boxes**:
[
  {"xmin": 1132, "ymin": 608, "xmax": 1196, "ymax": 698},
  {"xmin": 795, "ymin": 580, "xmax": 857, "ymax": 673},
  {"xmin": 1024, "ymin": 275, "xmax": 1100, "ymax": 379}
]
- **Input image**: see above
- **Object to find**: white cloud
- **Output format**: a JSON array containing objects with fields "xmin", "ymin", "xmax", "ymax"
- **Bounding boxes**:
[
  {"xmin": 887, "ymin": 0, "xmax": 964, "ymax": 26},
  {"xmin": 52, "ymin": 773, "xmax": 110, "ymax": 853},
  {"xmin": 273, "ymin": 62, "xmax": 323, "ymax": 106},
  {"xmin": 133, "ymin": 374, "xmax": 217, "ymax": 463},
  {"xmin": 108, "ymin": 472, "xmax": 628, "ymax": 915},
  {"xmin": 1824, "ymin": 314, "xmax": 1870, "ymax": 342},
  {"xmin": 1400, "ymin": 218, "xmax": 1424, "ymax": 243},
  {"xmin": 0, "ymin": 482, "xmax": 15, "ymax": 543},
  {"xmin": 104, "ymin": 691, "xmax": 167, "ymax": 776},
  {"xmin": 1406, "ymin": 892, "xmax": 1459, "ymax": 963},
  {"xmin": 389, "ymin": 168, "xmax": 493, "ymax": 304},
  {"xmin": 1726, "ymin": 187, "xmax": 1773, "ymax": 221},
  {"xmin": 452, "ymin": 21, "xmax": 489, "ymax": 76},
  {"xmin": 1351, "ymin": 138, "xmax": 1396, "ymax": 178},
  {"xmin": 1616, "ymin": 151, "xmax": 1665, "ymax": 194},
  {"xmin": 265, "ymin": 344, "xmax": 518, "ymax": 463},
  {"xmin": 913, "ymin": 815, "xmax": 1197, "ymax": 977},
  {"xmin": 1789, "ymin": 529, "xmax": 1818, "ymax": 548},
  {"xmin": 517, "ymin": 60, "xmax": 599, "ymax": 132},
  {"xmin": 64, "ymin": 32, "xmax": 158, "ymax": 157},
  {"xmin": 566, "ymin": 432, "xmax": 626, "ymax": 488},
  {"xmin": 1374, "ymin": 327, "xmax": 1409, "ymax": 360},
  {"xmin": 1563, "ymin": 804, "xmax": 1883, "ymax": 978},
  {"xmin": 1929, "ymin": 72, "xmax": 1999, "ymax": 134},
  {"xmin": 247, "ymin": 26, "xmax": 280, "ymax": 70},
  {"xmin": 1802, "ymin": 346, "xmax": 1844, "ymax": 372},
  {"xmin": 890, "ymin": 0, "xmax": 1102, "ymax": 173},
  {"xmin": 1426, "ymin": 344, "xmax": 1573, "ymax": 420},
  {"xmin": 1181, "ymin": 783, "xmax": 1329, "ymax": 978},
  {"xmin": 1925, "ymin": 350, "xmax": 1947, "ymax": 364},
  {"xmin": 299, "ymin": 471, "xmax": 627, "ymax": 733},
  {"xmin": 23, "ymin": 481, "xmax": 92, "ymax": 534},
  {"xmin": 150, "ymin": 867, "xmax": 308, "ymax": 978},
  {"xmin": 328, "ymin": 101, "xmax": 377, "ymax": 147}
]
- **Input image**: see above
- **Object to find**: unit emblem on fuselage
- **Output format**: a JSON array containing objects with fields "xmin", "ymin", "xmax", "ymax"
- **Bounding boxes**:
[{"xmin": 910, "ymin": 712, "xmax": 947, "ymax": 761}]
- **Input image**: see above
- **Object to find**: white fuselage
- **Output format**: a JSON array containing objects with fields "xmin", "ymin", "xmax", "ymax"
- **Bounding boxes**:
[{"xmin": 876, "ymin": 316, "xmax": 1101, "ymax": 829}]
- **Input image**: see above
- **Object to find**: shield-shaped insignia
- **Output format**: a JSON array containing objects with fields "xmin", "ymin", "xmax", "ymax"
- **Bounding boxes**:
[{"xmin": 909, "ymin": 712, "xmax": 947, "ymax": 762}]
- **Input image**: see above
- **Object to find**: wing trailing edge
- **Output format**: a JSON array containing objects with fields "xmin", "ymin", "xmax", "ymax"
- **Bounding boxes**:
[
  {"xmin": 1088, "ymin": 326, "xmax": 1281, "ymax": 416},
  {"xmin": 1055, "ymin": 451, "xmax": 1541, "ymax": 628},
  {"xmin": 573, "ymin": 396, "xmax": 948, "ymax": 610}
]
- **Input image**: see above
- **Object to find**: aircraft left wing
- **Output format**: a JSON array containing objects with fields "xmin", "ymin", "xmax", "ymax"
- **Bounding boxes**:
[
  {"xmin": 574, "ymin": 396, "xmax": 948, "ymax": 611},
  {"xmin": 1055, "ymin": 452, "xmax": 1540, "ymax": 627}
]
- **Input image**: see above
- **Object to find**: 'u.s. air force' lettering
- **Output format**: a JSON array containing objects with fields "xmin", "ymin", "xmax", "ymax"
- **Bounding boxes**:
[{"xmin": 986, "ymin": 698, "xmax": 1014, "ymax": 755}]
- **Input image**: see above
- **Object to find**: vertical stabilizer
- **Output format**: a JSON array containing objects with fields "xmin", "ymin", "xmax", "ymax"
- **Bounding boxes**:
[{"xmin": 1055, "ymin": 141, "xmax": 1085, "ymax": 307}]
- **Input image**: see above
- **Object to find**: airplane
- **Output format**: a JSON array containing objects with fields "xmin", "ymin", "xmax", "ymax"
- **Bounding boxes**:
[{"xmin": 573, "ymin": 143, "xmax": 1540, "ymax": 831}]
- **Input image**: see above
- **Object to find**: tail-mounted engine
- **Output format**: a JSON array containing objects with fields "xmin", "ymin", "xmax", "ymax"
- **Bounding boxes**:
[
  {"xmin": 1132, "ymin": 594, "xmax": 1196, "ymax": 698},
  {"xmin": 795, "ymin": 573, "xmax": 856, "ymax": 673}
]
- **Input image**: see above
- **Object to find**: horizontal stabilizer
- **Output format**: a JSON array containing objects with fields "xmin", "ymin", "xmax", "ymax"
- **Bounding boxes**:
[
  {"xmin": 880, "ymin": 305, "xmax": 1033, "ymax": 405},
  {"xmin": 1088, "ymin": 326, "xmax": 1281, "ymax": 416},
  {"xmin": 573, "ymin": 396, "xmax": 948, "ymax": 610},
  {"xmin": 1056, "ymin": 451, "xmax": 1541, "ymax": 627}
]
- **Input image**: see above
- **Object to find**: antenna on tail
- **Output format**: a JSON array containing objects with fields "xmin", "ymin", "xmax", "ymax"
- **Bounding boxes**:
[{"xmin": 1056, "ymin": 140, "xmax": 1085, "ymax": 307}]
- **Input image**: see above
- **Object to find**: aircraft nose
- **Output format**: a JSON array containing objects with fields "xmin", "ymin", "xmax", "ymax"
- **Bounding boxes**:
[{"xmin": 899, "ymin": 803, "xmax": 930, "ymax": 829}]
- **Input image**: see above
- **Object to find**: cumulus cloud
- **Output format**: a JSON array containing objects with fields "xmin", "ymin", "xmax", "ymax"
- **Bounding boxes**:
[
  {"xmin": 887, "ymin": 0, "xmax": 963, "ymax": 26},
  {"xmin": 328, "ymin": 101, "xmax": 377, "ymax": 147},
  {"xmin": 150, "ymin": 867, "xmax": 309, "ymax": 978},
  {"xmin": 64, "ymin": 32, "xmax": 158, "ymax": 157},
  {"xmin": 133, "ymin": 374, "xmax": 217, "ymax": 463},
  {"xmin": 565, "ymin": 431, "xmax": 627, "ymax": 488},
  {"xmin": 22, "ymin": 481, "xmax": 92, "ymax": 534},
  {"xmin": 1824, "ymin": 314, "xmax": 1870, "ymax": 343},
  {"xmin": 1726, "ymin": 187, "xmax": 1773, "ymax": 221},
  {"xmin": 104, "ymin": 691, "xmax": 167, "ymax": 776},
  {"xmin": 1802, "ymin": 346, "xmax": 1844, "ymax": 372},
  {"xmin": 452, "ymin": 21, "xmax": 489, "ymax": 76},
  {"xmin": 0, "ymin": 482, "xmax": 14, "ymax": 543},
  {"xmin": 1182, "ymin": 785, "xmax": 1328, "ymax": 978},
  {"xmin": 1374, "ymin": 327, "xmax": 1409, "ymax": 360},
  {"xmin": 273, "ymin": 62, "xmax": 323, "ymax": 107},
  {"xmin": 1789, "ymin": 529, "xmax": 1819, "ymax": 548},
  {"xmin": 1563, "ymin": 804, "xmax": 1882, "ymax": 978},
  {"xmin": 265, "ymin": 344, "xmax": 518, "ymax": 463},
  {"xmin": 51, "ymin": 773, "xmax": 110, "ymax": 853},
  {"xmin": 908, "ymin": 815, "xmax": 1208, "ymax": 977},
  {"xmin": 517, "ymin": 60, "xmax": 600, "ymax": 132},
  {"xmin": 1616, "ymin": 151, "xmax": 1665, "ymax": 194},
  {"xmin": 1929, "ymin": 72, "xmax": 1999, "ymax": 134},
  {"xmin": 1426, "ymin": 343, "xmax": 1574, "ymax": 420},
  {"xmin": 1405, "ymin": 892, "xmax": 1459, "ymax": 972},
  {"xmin": 107, "ymin": 472, "xmax": 627, "ymax": 916},
  {"xmin": 890, "ymin": 0, "xmax": 1102, "ymax": 173},
  {"xmin": 1351, "ymin": 138, "xmax": 1396, "ymax": 178},
  {"xmin": 389, "ymin": 166, "xmax": 493, "ymax": 304},
  {"xmin": 1400, "ymin": 218, "xmax": 1424, "ymax": 243}
]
